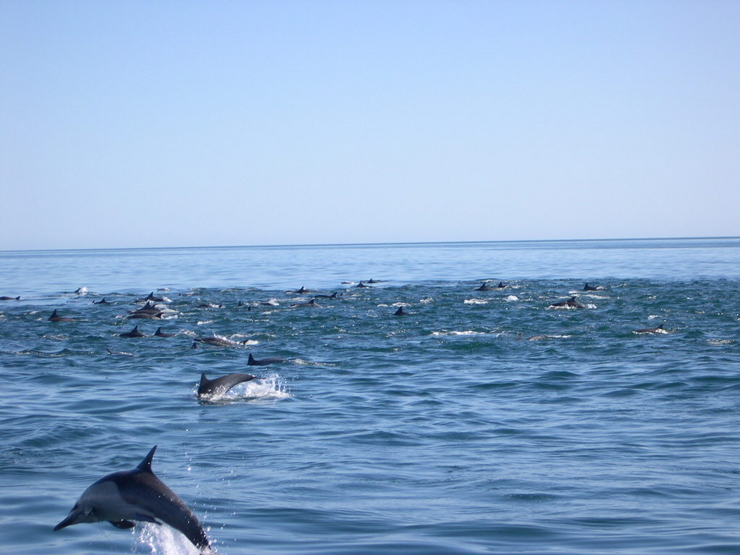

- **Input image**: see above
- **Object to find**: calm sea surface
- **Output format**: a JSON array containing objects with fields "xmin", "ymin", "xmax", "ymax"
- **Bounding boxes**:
[{"xmin": 1, "ymin": 238, "xmax": 739, "ymax": 555}]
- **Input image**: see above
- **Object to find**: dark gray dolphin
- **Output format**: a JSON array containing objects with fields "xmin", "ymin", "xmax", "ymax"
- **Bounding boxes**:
[
  {"xmin": 54, "ymin": 446, "xmax": 211, "ymax": 552},
  {"xmin": 248, "ymin": 353, "xmax": 285, "ymax": 366},
  {"xmin": 194, "ymin": 335, "xmax": 248, "ymax": 347},
  {"xmin": 549, "ymin": 296, "xmax": 585, "ymax": 309},
  {"xmin": 49, "ymin": 309, "xmax": 75, "ymax": 322},
  {"xmin": 129, "ymin": 302, "xmax": 163, "ymax": 319},
  {"xmin": 290, "ymin": 298, "xmax": 319, "ymax": 308},
  {"xmin": 120, "ymin": 325, "xmax": 145, "ymax": 338},
  {"xmin": 583, "ymin": 283, "xmax": 599, "ymax": 291},
  {"xmin": 393, "ymin": 306, "xmax": 407, "ymax": 316},
  {"xmin": 154, "ymin": 327, "xmax": 174, "ymax": 338},
  {"xmin": 475, "ymin": 282, "xmax": 491, "ymax": 291},
  {"xmin": 314, "ymin": 292, "xmax": 338, "ymax": 299},
  {"xmin": 198, "ymin": 372, "xmax": 258, "ymax": 398},
  {"xmin": 633, "ymin": 323, "xmax": 667, "ymax": 334},
  {"xmin": 0, "ymin": 295, "xmax": 20, "ymax": 301},
  {"xmin": 92, "ymin": 298, "xmax": 111, "ymax": 305}
]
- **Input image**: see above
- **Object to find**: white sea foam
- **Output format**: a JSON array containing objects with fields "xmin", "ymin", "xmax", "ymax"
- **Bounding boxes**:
[
  {"xmin": 464, "ymin": 298, "xmax": 488, "ymax": 305},
  {"xmin": 431, "ymin": 330, "xmax": 487, "ymax": 336}
]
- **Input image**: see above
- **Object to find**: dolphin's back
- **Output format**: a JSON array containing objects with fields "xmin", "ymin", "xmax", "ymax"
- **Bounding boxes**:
[
  {"xmin": 118, "ymin": 470, "xmax": 210, "ymax": 550},
  {"xmin": 198, "ymin": 372, "xmax": 257, "ymax": 397}
]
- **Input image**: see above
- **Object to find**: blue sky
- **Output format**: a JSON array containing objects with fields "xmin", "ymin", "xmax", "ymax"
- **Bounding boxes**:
[{"xmin": 1, "ymin": 0, "xmax": 738, "ymax": 250}]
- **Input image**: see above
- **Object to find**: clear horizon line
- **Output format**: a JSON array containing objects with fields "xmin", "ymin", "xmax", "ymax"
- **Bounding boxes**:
[{"xmin": 1, "ymin": 235, "xmax": 738, "ymax": 254}]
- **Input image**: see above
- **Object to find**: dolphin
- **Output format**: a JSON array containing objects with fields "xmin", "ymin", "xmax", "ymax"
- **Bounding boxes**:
[
  {"xmin": 248, "ymin": 353, "xmax": 285, "ymax": 366},
  {"xmin": 194, "ymin": 335, "xmax": 249, "ymax": 347},
  {"xmin": 120, "ymin": 325, "xmax": 145, "ymax": 338},
  {"xmin": 290, "ymin": 298, "xmax": 319, "ymax": 308},
  {"xmin": 198, "ymin": 372, "xmax": 258, "ymax": 398},
  {"xmin": 393, "ymin": 306, "xmax": 407, "ymax": 316},
  {"xmin": 154, "ymin": 327, "xmax": 174, "ymax": 338},
  {"xmin": 49, "ymin": 309, "xmax": 75, "ymax": 322},
  {"xmin": 549, "ymin": 296, "xmax": 585, "ymax": 309},
  {"xmin": 314, "ymin": 292, "xmax": 338, "ymax": 299},
  {"xmin": 92, "ymin": 298, "xmax": 111, "ymax": 305},
  {"xmin": 54, "ymin": 446, "xmax": 211, "ymax": 552},
  {"xmin": 129, "ymin": 302, "xmax": 163, "ymax": 319},
  {"xmin": 475, "ymin": 282, "xmax": 491, "ymax": 291},
  {"xmin": 139, "ymin": 292, "xmax": 165, "ymax": 303},
  {"xmin": 0, "ymin": 295, "xmax": 20, "ymax": 301},
  {"xmin": 633, "ymin": 323, "xmax": 667, "ymax": 334}
]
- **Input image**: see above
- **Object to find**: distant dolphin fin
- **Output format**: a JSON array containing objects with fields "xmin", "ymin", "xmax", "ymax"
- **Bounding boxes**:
[{"xmin": 137, "ymin": 446, "xmax": 157, "ymax": 472}]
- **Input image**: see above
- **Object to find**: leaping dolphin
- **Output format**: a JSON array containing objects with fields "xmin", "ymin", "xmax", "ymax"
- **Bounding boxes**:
[
  {"xmin": 54, "ymin": 446, "xmax": 211, "ymax": 552},
  {"xmin": 198, "ymin": 372, "xmax": 258, "ymax": 398}
]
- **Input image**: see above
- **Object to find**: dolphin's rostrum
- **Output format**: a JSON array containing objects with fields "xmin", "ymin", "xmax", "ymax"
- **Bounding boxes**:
[{"xmin": 54, "ymin": 446, "xmax": 211, "ymax": 552}]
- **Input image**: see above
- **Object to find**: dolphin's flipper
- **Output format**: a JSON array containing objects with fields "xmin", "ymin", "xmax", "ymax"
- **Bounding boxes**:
[{"xmin": 110, "ymin": 520, "xmax": 136, "ymax": 529}]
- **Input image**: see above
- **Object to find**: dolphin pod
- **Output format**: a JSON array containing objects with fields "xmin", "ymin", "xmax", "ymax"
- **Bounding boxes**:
[{"xmin": 54, "ymin": 446, "xmax": 211, "ymax": 552}]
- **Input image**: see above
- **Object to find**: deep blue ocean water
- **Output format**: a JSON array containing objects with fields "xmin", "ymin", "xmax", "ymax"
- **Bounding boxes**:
[{"xmin": 1, "ymin": 238, "xmax": 739, "ymax": 555}]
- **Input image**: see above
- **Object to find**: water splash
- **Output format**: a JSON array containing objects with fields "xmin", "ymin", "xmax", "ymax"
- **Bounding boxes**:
[
  {"xmin": 197, "ymin": 373, "xmax": 291, "ymax": 404},
  {"xmin": 133, "ymin": 522, "xmax": 206, "ymax": 555}
]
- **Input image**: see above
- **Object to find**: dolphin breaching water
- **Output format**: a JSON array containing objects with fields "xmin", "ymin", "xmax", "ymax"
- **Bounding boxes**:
[
  {"xmin": 198, "ymin": 372, "xmax": 258, "ymax": 398},
  {"xmin": 53, "ymin": 446, "xmax": 211, "ymax": 552}
]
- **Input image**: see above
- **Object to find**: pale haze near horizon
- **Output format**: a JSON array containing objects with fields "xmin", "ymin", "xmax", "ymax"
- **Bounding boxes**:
[{"xmin": 1, "ymin": 0, "xmax": 738, "ymax": 251}]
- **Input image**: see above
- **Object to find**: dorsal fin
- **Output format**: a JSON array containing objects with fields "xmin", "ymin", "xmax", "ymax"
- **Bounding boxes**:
[
  {"xmin": 248, "ymin": 353, "xmax": 255, "ymax": 364},
  {"xmin": 657, "ymin": 323, "xmax": 665, "ymax": 329},
  {"xmin": 137, "ymin": 446, "xmax": 157, "ymax": 472},
  {"xmin": 199, "ymin": 373, "xmax": 209, "ymax": 388}
]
